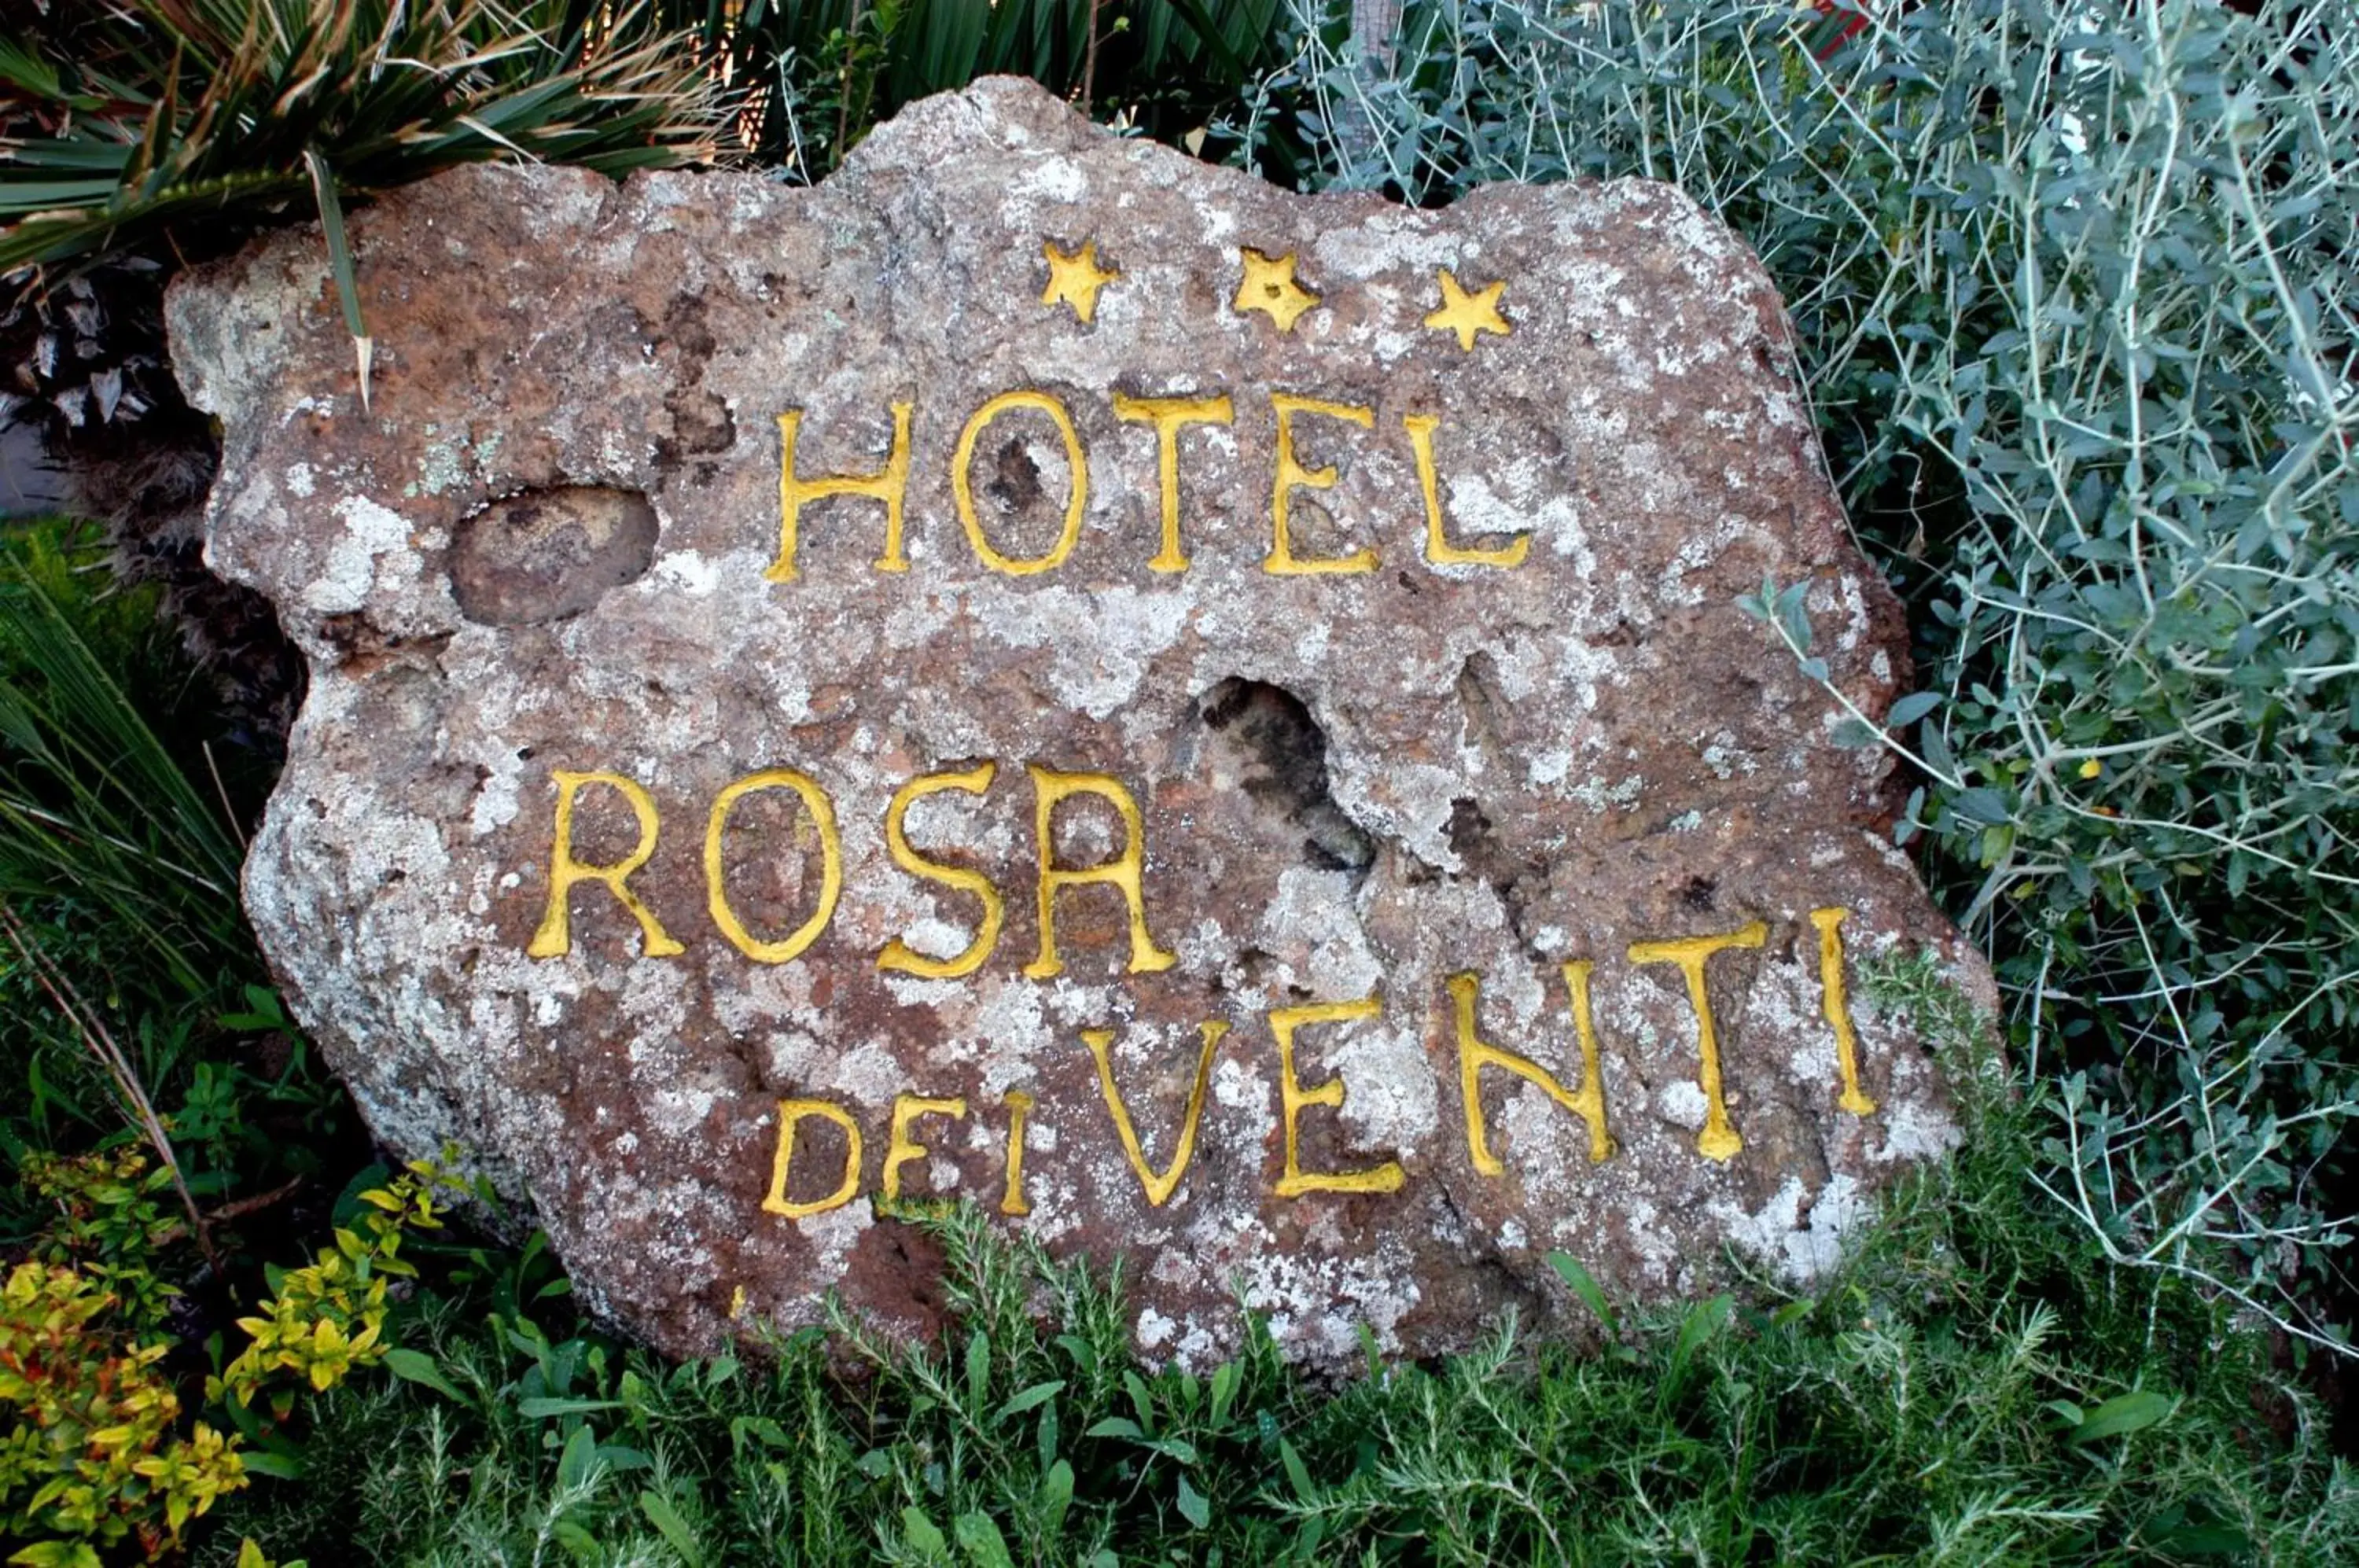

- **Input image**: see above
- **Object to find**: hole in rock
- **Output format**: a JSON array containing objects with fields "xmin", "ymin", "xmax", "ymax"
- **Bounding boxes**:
[
  {"xmin": 1198, "ymin": 678, "xmax": 1375, "ymax": 877},
  {"xmin": 448, "ymin": 484, "xmax": 659, "ymax": 625}
]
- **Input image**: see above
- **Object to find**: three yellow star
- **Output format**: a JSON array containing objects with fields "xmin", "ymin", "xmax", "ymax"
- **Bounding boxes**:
[
  {"xmin": 1041, "ymin": 240, "xmax": 1119, "ymax": 324},
  {"xmin": 1234, "ymin": 248, "xmax": 1321, "ymax": 333},
  {"xmin": 1424, "ymin": 267, "xmax": 1511, "ymax": 351}
]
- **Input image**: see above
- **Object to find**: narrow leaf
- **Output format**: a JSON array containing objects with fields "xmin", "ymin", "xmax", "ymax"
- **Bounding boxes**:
[
  {"xmin": 994, "ymin": 1378, "xmax": 1065, "ymax": 1426},
  {"xmin": 1547, "ymin": 1252, "xmax": 1621, "ymax": 1337}
]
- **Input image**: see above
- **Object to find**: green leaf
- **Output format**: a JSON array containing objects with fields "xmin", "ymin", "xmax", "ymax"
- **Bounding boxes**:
[
  {"xmin": 1083, "ymin": 1415, "xmax": 1144, "ymax": 1441},
  {"xmin": 1035, "ymin": 1401, "xmax": 1058, "ymax": 1473},
  {"xmin": 383, "ymin": 1347, "xmax": 465, "ymax": 1402},
  {"xmin": 9, "ymin": 1541, "xmax": 104, "ymax": 1568},
  {"xmin": 1887, "ymin": 690, "xmax": 1943, "ymax": 727},
  {"xmin": 1666, "ymin": 1294, "xmax": 1734, "ymax": 1387},
  {"xmin": 519, "ymin": 1397, "xmax": 624, "ymax": 1419},
  {"xmin": 239, "ymin": 1451, "xmax": 304, "ymax": 1480},
  {"xmin": 1176, "ymin": 1472, "xmax": 1211, "ymax": 1529},
  {"xmin": 964, "ymin": 1330, "xmax": 992, "ymax": 1412},
  {"xmin": 1039, "ymin": 1458, "xmax": 1074, "ymax": 1537},
  {"xmin": 2070, "ymin": 1390, "xmax": 2174, "ymax": 1444},
  {"xmin": 901, "ymin": 1508, "xmax": 949, "ymax": 1556},
  {"xmin": 1278, "ymin": 1436, "xmax": 1316, "ymax": 1502},
  {"xmin": 1209, "ymin": 1360, "xmax": 1239, "ymax": 1426},
  {"xmin": 555, "ymin": 1424, "xmax": 601, "ymax": 1493},
  {"xmin": 952, "ymin": 1511, "xmax": 1014, "ymax": 1568},
  {"xmin": 302, "ymin": 149, "xmax": 372, "ymax": 410},
  {"xmin": 638, "ymin": 1489, "xmax": 704, "ymax": 1568},
  {"xmin": 549, "ymin": 1519, "xmax": 599, "ymax": 1559},
  {"xmin": 1547, "ymin": 1252, "xmax": 1621, "ymax": 1337},
  {"xmin": 1123, "ymin": 1368, "xmax": 1156, "ymax": 1433},
  {"xmin": 994, "ymin": 1378, "xmax": 1065, "ymax": 1425}
]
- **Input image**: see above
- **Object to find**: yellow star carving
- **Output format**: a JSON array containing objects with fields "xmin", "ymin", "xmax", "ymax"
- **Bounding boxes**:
[
  {"xmin": 1040, "ymin": 240, "xmax": 1119, "ymax": 324},
  {"xmin": 1424, "ymin": 267, "xmax": 1511, "ymax": 351},
  {"xmin": 1234, "ymin": 248, "xmax": 1320, "ymax": 333}
]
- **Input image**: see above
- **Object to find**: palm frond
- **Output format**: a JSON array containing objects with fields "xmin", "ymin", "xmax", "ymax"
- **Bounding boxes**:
[{"xmin": 0, "ymin": 1, "xmax": 734, "ymax": 278}]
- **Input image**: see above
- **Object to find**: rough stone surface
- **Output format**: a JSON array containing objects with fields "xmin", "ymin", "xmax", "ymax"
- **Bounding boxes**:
[{"xmin": 169, "ymin": 78, "xmax": 1991, "ymax": 1370}]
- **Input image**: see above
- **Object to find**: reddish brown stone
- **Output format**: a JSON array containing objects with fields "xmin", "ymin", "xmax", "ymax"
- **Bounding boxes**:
[{"xmin": 169, "ymin": 78, "xmax": 1989, "ymax": 1369}]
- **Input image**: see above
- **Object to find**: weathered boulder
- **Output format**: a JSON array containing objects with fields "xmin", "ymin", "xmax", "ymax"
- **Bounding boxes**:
[{"xmin": 169, "ymin": 77, "xmax": 1987, "ymax": 1368}]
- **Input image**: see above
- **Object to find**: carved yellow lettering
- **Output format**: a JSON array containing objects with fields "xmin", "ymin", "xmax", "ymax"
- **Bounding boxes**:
[
  {"xmin": 881, "ymin": 1093, "xmax": 968, "ymax": 1203},
  {"xmin": 764, "ymin": 1097, "xmax": 863, "ymax": 1218},
  {"xmin": 705, "ymin": 768, "xmax": 843, "ymax": 964},
  {"xmin": 526, "ymin": 770, "xmax": 683, "ymax": 959},
  {"xmin": 1080, "ymin": 1021, "xmax": 1227, "ymax": 1208},
  {"xmin": 1270, "ymin": 997, "xmax": 1406, "ymax": 1197},
  {"xmin": 1022, "ymin": 766, "xmax": 1176, "ymax": 979},
  {"xmin": 878, "ymin": 763, "xmax": 1003, "ymax": 979},
  {"xmin": 1406, "ymin": 413, "xmax": 1529, "ymax": 569},
  {"xmin": 768, "ymin": 403, "xmax": 913, "ymax": 582},
  {"xmin": 1626, "ymin": 921, "xmax": 1768, "ymax": 1162},
  {"xmin": 1112, "ymin": 392, "xmax": 1234, "ymax": 572},
  {"xmin": 1812, "ymin": 907, "xmax": 1878, "ymax": 1116},
  {"xmin": 1268, "ymin": 392, "xmax": 1378, "ymax": 575},
  {"xmin": 1450, "ymin": 963, "xmax": 1614, "ymax": 1176},
  {"xmin": 1000, "ymin": 1090, "xmax": 1036, "ymax": 1216},
  {"xmin": 953, "ymin": 389, "xmax": 1088, "ymax": 575}
]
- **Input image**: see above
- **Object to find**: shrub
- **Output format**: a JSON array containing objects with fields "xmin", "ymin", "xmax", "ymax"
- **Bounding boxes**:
[
  {"xmin": 212, "ymin": 1162, "xmax": 449, "ymax": 1425},
  {"xmin": 0, "ymin": 1202, "xmax": 248, "ymax": 1562}
]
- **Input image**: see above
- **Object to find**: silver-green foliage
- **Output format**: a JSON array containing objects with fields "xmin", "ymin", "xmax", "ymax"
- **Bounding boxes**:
[{"xmin": 1240, "ymin": 0, "xmax": 2359, "ymax": 1350}]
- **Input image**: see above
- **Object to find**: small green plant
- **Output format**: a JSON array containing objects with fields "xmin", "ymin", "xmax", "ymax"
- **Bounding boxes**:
[{"xmin": 19, "ymin": 1149, "xmax": 183, "ymax": 1334}]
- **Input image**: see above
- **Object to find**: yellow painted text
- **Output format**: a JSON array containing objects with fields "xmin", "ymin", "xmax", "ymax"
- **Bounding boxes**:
[
  {"xmin": 1812, "ymin": 907, "xmax": 1878, "ymax": 1116},
  {"xmin": 527, "ymin": 770, "xmax": 684, "ymax": 960},
  {"xmin": 1113, "ymin": 392, "xmax": 1234, "ymax": 572},
  {"xmin": 1000, "ymin": 1090, "xmax": 1036, "ymax": 1216},
  {"xmin": 1449, "ymin": 963, "xmax": 1614, "ymax": 1177},
  {"xmin": 1023, "ymin": 766, "xmax": 1176, "ymax": 979},
  {"xmin": 1268, "ymin": 393, "xmax": 1378, "ymax": 575},
  {"xmin": 953, "ymin": 390, "xmax": 1088, "ymax": 576},
  {"xmin": 705, "ymin": 768, "xmax": 843, "ymax": 964},
  {"xmin": 764, "ymin": 1097, "xmax": 863, "ymax": 1218},
  {"xmin": 1080, "ymin": 1021, "xmax": 1228, "ymax": 1208},
  {"xmin": 1270, "ymin": 997, "xmax": 1406, "ymax": 1198},
  {"xmin": 878, "ymin": 763, "xmax": 1004, "ymax": 979},
  {"xmin": 881, "ymin": 1093, "xmax": 968, "ymax": 1203},
  {"xmin": 769, "ymin": 403, "xmax": 914, "ymax": 582},
  {"xmin": 1406, "ymin": 413, "xmax": 1529, "ymax": 568},
  {"xmin": 1626, "ymin": 921, "xmax": 1767, "ymax": 1162}
]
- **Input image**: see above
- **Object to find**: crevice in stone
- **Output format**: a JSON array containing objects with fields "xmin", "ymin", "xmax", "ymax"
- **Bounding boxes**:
[
  {"xmin": 317, "ymin": 612, "xmax": 450, "ymax": 676},
  {"xmin": 1426, "ymin": 1176, "xmax": 1548, "ymax": 1325},
  {"xmin": 1197, "ymin": 677, "xmax": 1375, "ymax": 881},
  {"xmin": 1452, "ymin": 650, "xmax": 1507, "ymax": 772},
  {"xmin": 1444, "ymin": 791, "xmax": 1547, "ymax": 950}
]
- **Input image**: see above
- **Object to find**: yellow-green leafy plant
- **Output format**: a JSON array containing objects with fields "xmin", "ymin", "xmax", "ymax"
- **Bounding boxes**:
[
  {"xmin": 213, "ymin": 1163, "xmax": 447, "ymax": 1420},
  {"xmin": 0, "ymin": 1261, "xmax": 246, "ymax": 1562}
]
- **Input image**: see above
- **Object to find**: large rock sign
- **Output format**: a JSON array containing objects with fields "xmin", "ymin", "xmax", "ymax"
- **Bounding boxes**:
[{"xmin": 171, "ymin": 79, "xmax": 1986, "ymax": 1367}]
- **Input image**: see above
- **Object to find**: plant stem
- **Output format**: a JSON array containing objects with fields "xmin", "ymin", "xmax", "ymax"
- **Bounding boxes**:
[{"xmin": 0, "ymin": 898, "xmax": 218, "ymax": 1272}]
